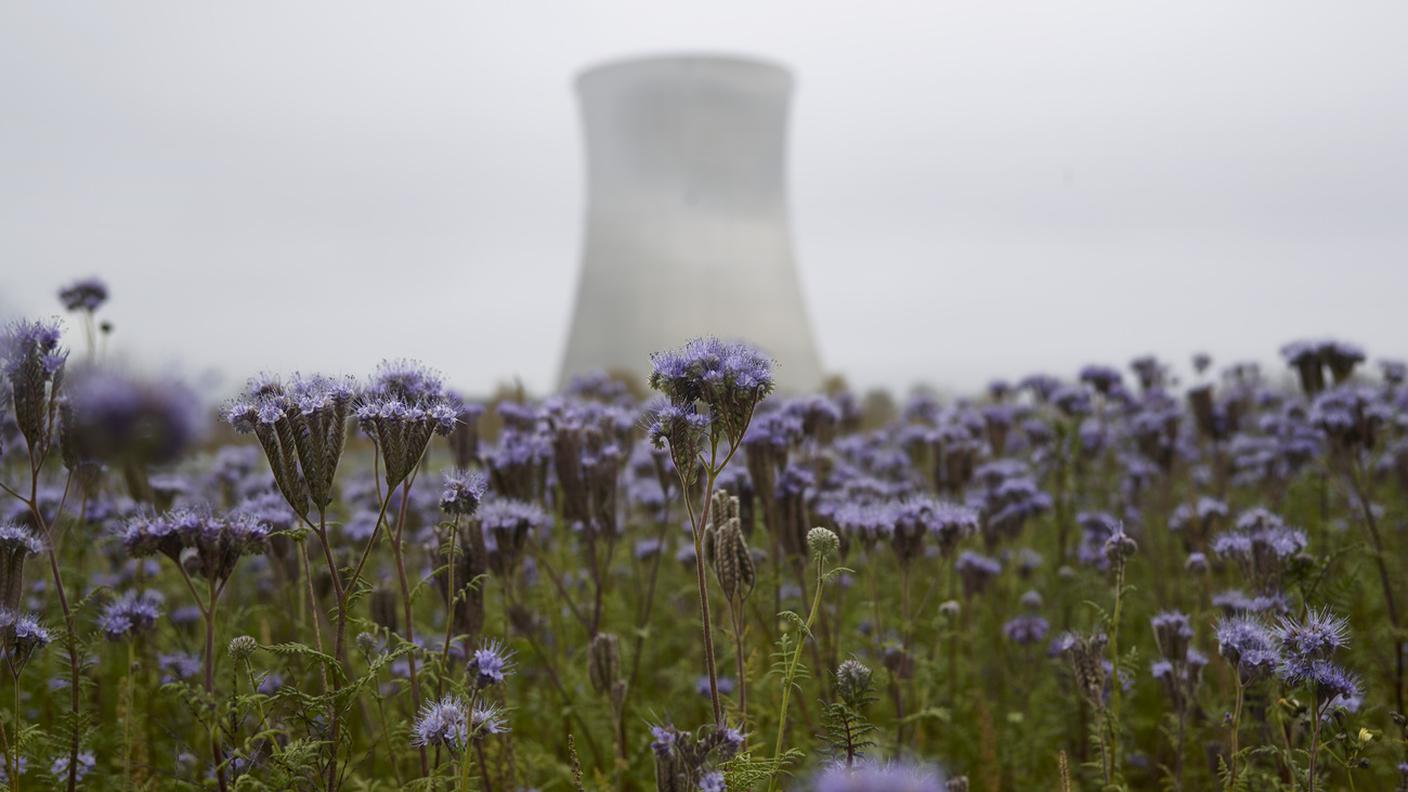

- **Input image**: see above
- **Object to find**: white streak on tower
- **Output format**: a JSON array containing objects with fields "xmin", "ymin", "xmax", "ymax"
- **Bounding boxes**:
[{"xmin": 558, "ymin": 54, "xmax": 824, "ymax": 392}]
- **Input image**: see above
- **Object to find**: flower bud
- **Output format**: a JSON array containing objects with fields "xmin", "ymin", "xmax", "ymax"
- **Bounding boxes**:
[
  {"xmin": 588, "ymin": 632, "xmax": 621, "ymax": 696},
  {"xmin": 228, "ymin": 635, "xmax": 258, "ymax": 662},
  {"xmin": 835, "ymin": 659, "xmax": 873, "ymax": 710},
  {"xmin": 807, "ymin": 527, "xmax": 839, "ymax": 560}
]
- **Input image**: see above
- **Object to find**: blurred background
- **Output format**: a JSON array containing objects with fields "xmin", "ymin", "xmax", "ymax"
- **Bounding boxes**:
[{"xmin": 2, "ymin": 1, "xmax": 1406, "ymax": 397}]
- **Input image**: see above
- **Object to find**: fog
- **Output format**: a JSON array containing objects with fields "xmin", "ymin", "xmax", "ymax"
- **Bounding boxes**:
[{"xmin": 3, "ymin": 2, "xmax": 1406, "ymax": 396}]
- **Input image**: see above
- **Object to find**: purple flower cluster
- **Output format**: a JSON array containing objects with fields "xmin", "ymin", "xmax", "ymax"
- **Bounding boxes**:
[
  {"xmin": 412, "ymin": 695, "xmax": 469, "ymax": 751},
  {"xmin": 57, "ymin": 277, "xmax": 109, "ymax": 313},
  {"xmin": 98, "ymin": 589, "xmax": 164, "ymax": 640},
  {"xmin": 1, "ymin": 319, "xmax": 67, "ymax": 454},
  {"xmin": 120, "ymin": 508, "xmax": 270, "ymax": 582},
  {"xmin": 813, "ymin": 760, "xmax": 946, "ymax": 792}
]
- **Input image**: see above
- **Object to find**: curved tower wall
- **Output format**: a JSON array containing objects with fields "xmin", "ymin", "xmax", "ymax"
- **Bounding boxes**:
[{"xmin": 558, "ymin": 54, "xmax": 824, "ymax": 392}]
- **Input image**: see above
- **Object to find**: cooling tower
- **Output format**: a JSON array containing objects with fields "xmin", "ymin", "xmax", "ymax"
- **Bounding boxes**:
[{"xmin": 558, "ymin": 54, "xmax": 824, "ymax": 392}]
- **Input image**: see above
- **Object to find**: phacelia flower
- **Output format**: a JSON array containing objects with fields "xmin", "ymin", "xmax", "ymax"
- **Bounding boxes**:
[
  {"xmin": 98, "ymin": 589, "xmax": 164, "ymax": 641},
  {"xmin": 413, "ymin": 695, "xmax": 469, "ymax": 751},
  {"xmin": 49, "ymin": 751, "xmax": 95, "ymax": 784},
  {"xmin": 440, "ymin": 469, "xmax": 488, "ymax": 516},
  {"xmin": 649, "ymin": 337, "xmax": 775, "ymax": 446},
  {"xmin": 1003, "ymin": 615, "xmax": 1050, "ymax": 646},
  {"xmin": 2, "ymin": 319, "xmax": 68, "ymax": 455},
  {"xmin": 0, "ymin": 524, "xmax": 43, "ymax": 613},
  {"xmin": 468, "ymin": 638, "xmax": 514, "ymax": 689},
  {"xmin": 470, "ymin": 702, "xmax": 510, "ymax": 738},
  {"xmin": 955, "ymin": 551, "xmax": 1001, "ymax": 597},
  {"xmin": 0, "ymin": 610, "xmax": 52, "ymax": 672},
  {"xmin": 1214, "ymin": 615, "xmax": 1279, "ymax": 683},
  {"xmin": 58, "ymin": 278, "xmax": 109, "ymax": 312},
  {"xmin": 813, "ymin": 760, "xmax": 946, "ymax": 792}
]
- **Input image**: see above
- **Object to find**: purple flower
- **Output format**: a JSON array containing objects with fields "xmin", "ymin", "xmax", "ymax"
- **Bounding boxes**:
[
  {"xmin": 1050, "ymin": 385, "xmax": 1092, "ymax": 417},
  {"xmin": 159, "ymin": 651, "xmax": 202, "ymax": 682},
  {"xmin": 413, "ymin": 695, "xmax": 469, "ymax": 751},
  {"xmin": 1275, "ymin": 608, "xmax": 1350, "ymax": 662},
  {"xmin": 58, "ymin": 278, "xmax": 108, "ymax": 312},
  {"xmin": 814, "ymin": 760, "xmax": 946, "ymax": 792},
  {"xmin": 1214, "ymin": 616, "xmax": 1279, "ymax": 681},
  {"xmin": 699, "ymin": 771, "xmax": 725, "ymax": 792},
  {"xmin": 697, "ymin": 675, "xmax": 736, "ymax": 697},
  {"xmin": 119, "ymin": 508, "xmax": 268, "ymax": 582},
  {"xmin": 471, "ymin": 702, "xmax": 510, "ymax": 737},
  {"xmin": 649, "ymin": 337, "xmax": 775, "ymax": 406},
  {"xmin": 2, "ymin": 319, "xmax": 68, "ymax": 451},
  {"xmin": 440, "ymin": 469, "xmax": 488, "ymax": 516},
  {"xmin": 1079, "ymin": 364, "xmax": 1123, "ymax": 395},
  {"xmin": 98, "ymin": 589, "xmax": 164, "ymax": 641},
  {"xmin": 649, "ymin": 338, "xmax": 775, "ymax": 447},
  {"xmin": 64, "ymin": 368, "xmax": 206, "ymax": 467},
  {"xmin": 1003, "ymin": 615, "xmax": 1050, "ymax": 645},
  {"xmin": 468, "ymin": 638, "xmax": 514, "ymax": 689},
  {"xmin": 955, "ymin": 551, "xmax": 1001, "ymax": 597},
  {"xmin": 0, "ymin": 524, "xmax": 43, "ymax": 612},
  {"xmin": 368, "ymin": 359, "xmax": 446, "ymax": 403},
  {"xmin": 477, "ymin": 498, "xmax": 547, "ymax": 576},
  {"xmin": 49, "ymin": 751, "xmax": 95, "ymax": 783},
  {"xmin": 650, "ymin": 724, "xmax": 677, "ymax": 756},
  {"xmin": 357, "ymin": 394, "xmax": 458, "ymax": 488},
  {"xmin": 0, "ymin": 611, "xmax": 51, "ymax": 671},
  {"xmin": 1150, "ymin": 611, "xmax": 1193, "ymax": 658}
]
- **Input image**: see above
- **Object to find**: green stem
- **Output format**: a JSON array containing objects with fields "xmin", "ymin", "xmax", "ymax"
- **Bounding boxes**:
[
  {"xmin": 768, "ymin": 555, "xmax": 825, "ymax": 792},
  {"xmin": 1107, "ymin": 560, "xmax": 1126, "ymax": 788},
  {"xmin": 1227, "ymin": 674, "xmax": 1242, "ymax": 790}
]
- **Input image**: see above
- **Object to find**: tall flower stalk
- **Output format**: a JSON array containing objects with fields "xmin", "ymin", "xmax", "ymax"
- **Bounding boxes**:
[
  {"xmin": 768, "ymin": 527, "xmax": 838, "ymax": 792},
  {"xmin": 120, "ymin": 509, "xmax": 269, "ymax": 792},
  {"xmin": 0, "ymin": 320, "xmax": 86, "ymax": 792},
  {"xmin": 648, "ymin": 338, "xmax": 774, "ymax": 727}
]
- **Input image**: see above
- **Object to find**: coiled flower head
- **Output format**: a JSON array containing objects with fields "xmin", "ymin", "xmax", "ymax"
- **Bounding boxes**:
[
  {"xmin": 835, "ymin": 659, "xmax": 874, "ymax": 710},
  {"xmin": 0, "ymin": 610, "xmax": 51, "ymax": 675},
  {"xmin": 0, "ymin": 524, "xmax": 43, "ymax": 613},
  {"xmin": 2, "ymin": 319, "xmax": 67, "ymax": 456},
  {"xmin": 808, "ymin": 527, "xmax": 839, "ymax": 561},
  {"xmin": 702, "ymin": 490, "xmax": 755, "ymax": 602},
  {"xmin": 228, "ymin": 634, "xmax": 258, "ymax": 661},
  {"xmin": 226, "ymin": 372, "xmax": 358, "ymax": 515}
]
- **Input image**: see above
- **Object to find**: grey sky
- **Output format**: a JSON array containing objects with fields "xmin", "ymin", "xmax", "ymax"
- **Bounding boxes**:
[{"xmin": 3, "ymin": 2, "xmax": 1406, "ymax": 396}]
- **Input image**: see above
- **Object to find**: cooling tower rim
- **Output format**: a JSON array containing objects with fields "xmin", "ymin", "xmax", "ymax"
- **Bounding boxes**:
[{"xmin": 575, "ymin": 52, "xmax": 793, "ymax": 93}]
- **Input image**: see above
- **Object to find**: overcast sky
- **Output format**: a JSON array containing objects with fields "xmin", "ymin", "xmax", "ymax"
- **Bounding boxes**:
[{"xmin": 3, "ymin": 2, "xmax": 1406, "ymax": 397}]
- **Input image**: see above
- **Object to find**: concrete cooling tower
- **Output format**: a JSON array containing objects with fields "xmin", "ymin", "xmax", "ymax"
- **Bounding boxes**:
[{"xmin": 558, "ymin": 54, "xmax": 824, "ymax": 392}]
